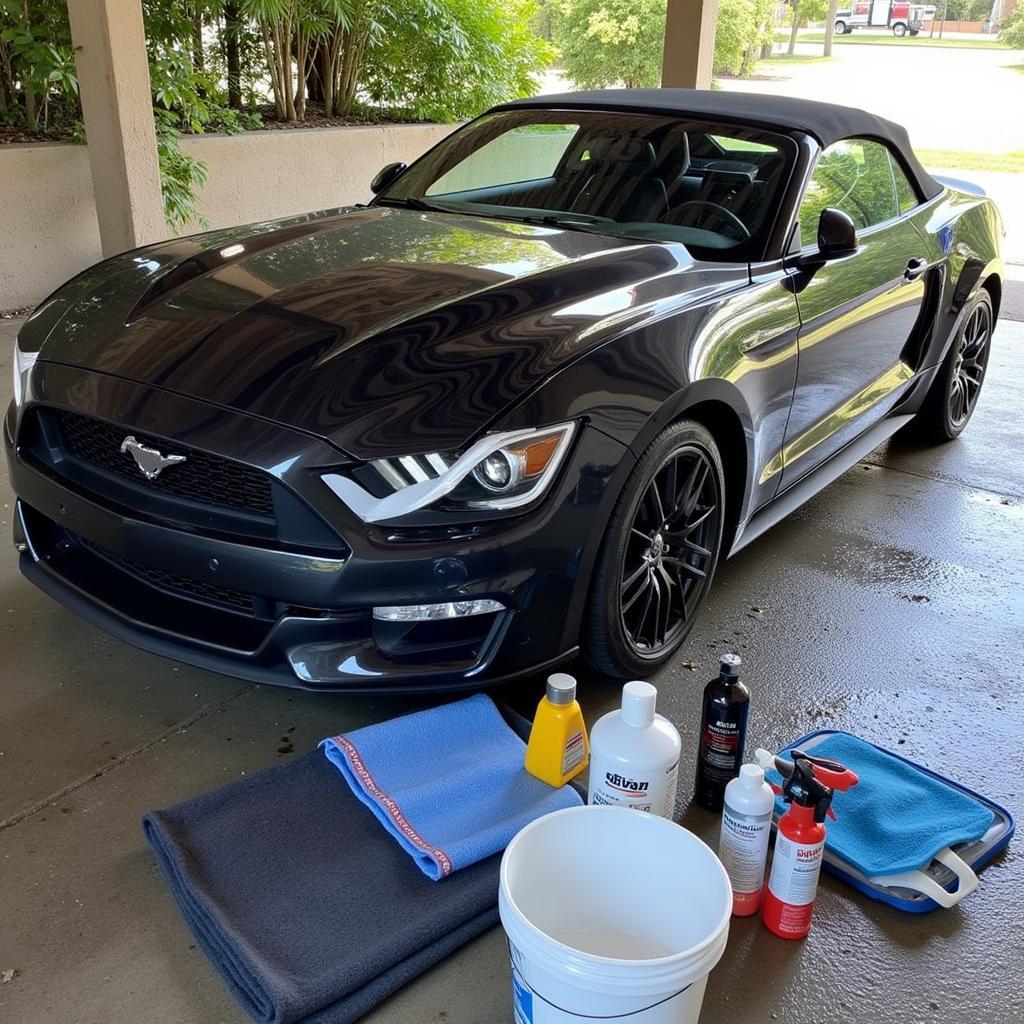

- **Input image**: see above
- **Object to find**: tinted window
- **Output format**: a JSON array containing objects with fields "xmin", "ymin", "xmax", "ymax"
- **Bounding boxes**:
[
  {"xmin": 892, "ymin": 155, "xmax": 919, "ymax": 214},
  {"xmin": 381, "ymin": 109, "xmax": 797, "ymax": 262},
  {"xmin": 798, "ymin": 138, "xmax": 903, "ymax": 244}
]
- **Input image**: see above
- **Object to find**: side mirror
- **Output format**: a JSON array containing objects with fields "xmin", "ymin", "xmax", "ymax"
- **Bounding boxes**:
[
  {"xmin": 370, "ymin": 161, "xmax": 407, "ymax": 195},
  {"xmin": 816, "ymin": 207, "xmax": 858, "ymax": 260}
]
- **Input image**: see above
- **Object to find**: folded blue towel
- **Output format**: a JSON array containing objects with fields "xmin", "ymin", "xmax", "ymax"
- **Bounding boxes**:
[
  {"xmin": 772, "ymin": 732, "xmax": 994, "ymax": 877},
  {"xmin": 322, "ymin": 694, "xmax": 582, "ymax": 880}
]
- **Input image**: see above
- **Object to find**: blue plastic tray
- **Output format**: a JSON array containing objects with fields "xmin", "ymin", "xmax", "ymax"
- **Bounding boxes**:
[{"xmin": 772, "ymin": 729, "xmax": 1015, "ymax": 913}]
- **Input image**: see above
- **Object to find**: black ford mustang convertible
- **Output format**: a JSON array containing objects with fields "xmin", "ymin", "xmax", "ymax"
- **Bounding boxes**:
[{"xmin": 6, "ymin": 91, "xmax": 1003, "ymax": 691}]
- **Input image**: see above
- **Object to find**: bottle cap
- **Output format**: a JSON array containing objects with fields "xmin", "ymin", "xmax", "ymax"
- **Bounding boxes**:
[
  {"xmin": 720, "ymin": 652, "xmax": 742, "ymax": 678},
  {"xmin": 546, "ymin": 673, "xmax": 577, "ymax": 705},
  {"xmin": 738, "ymin": 763, "xmax": 764, "ymax": 788},
  {"xmin": 620, "ymin": 680, "xmax": 657, "ymax": 727}
]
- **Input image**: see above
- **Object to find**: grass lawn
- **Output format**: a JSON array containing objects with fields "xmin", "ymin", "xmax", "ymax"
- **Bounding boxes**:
[
  {"xmin": 797, "ymin": 30, "xmax": 1011, "ymax": 49},
  {"xmin": 1006, "ymin": 62, "xmax": 1024, "ymax": 72},
  {"xmin": 917, "ymin": 149, "xmax": 1024, "ymax": 173},
  {"xmin": 758, "ymin": 53, "xmax": 832, "ymax": 64}
]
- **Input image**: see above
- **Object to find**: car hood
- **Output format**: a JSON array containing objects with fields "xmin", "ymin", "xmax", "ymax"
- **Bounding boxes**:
[{"xmin": 28, "ymin": 206, "xmax": 694, "ymax": 459}]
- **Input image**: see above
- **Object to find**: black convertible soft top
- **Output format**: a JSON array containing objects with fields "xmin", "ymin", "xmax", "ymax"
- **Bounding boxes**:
[{"xmin": 496, "ymin": 89, "xmax": 942, "ymax": 201}]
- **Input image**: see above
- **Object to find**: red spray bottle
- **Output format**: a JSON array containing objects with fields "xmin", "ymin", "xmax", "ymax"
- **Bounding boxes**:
[{"xmin": 761, "ymin": 749, "xmax": 859, "ymax": 940}]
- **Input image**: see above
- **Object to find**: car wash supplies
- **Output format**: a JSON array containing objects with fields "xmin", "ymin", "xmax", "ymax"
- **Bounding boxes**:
[
  {"xmin": 587, "ymin": 680, "xmax": 681, "ymax": 817},
  {"xmin": 694, "ymin": 653, "xmax": 750, "ymax": 811},
  {"xmin": 524, "ymin": 673, "xmax": 590, "ymax": 787},
  {"xmin": 719, "ymin": 764, "xmax": 775, "ymax": 916},
  {"xmin": 762, "ymin": 750, "xmax": 860, "ymax": 939}
]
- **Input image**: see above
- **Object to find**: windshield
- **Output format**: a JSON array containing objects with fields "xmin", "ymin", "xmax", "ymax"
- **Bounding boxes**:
[{"xmin": 378, "ymin": 109, "xmax": 797, "ymax": 261}]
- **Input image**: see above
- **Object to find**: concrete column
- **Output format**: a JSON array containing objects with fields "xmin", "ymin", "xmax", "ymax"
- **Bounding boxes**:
[
  {"xmin": 661, "ymin": 0, "xmax": 721, "ymax": 90},
  {"xmin": 68, "ymin": 0, "xmax": 166, "ymax": 255}
]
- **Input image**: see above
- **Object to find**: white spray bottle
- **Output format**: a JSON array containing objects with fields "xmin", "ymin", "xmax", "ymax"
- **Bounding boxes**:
[{"xmin": 718, "ymin": 763, "xmax": 775, "ymax": 916}]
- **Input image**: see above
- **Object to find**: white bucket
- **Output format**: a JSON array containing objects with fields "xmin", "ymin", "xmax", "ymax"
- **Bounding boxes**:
[{"xmin": 499, "ymin": 805, "xmax": 731, "ymax": 1024}]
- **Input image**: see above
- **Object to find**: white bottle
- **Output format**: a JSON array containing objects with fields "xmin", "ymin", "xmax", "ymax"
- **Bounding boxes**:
[
  {"xmin": 587, "ymin": 681, "xmax": 681, "ymax": 818},
  {"xmin": 718, "ymin": 764, "xmax": 775, "ymax": 916}
]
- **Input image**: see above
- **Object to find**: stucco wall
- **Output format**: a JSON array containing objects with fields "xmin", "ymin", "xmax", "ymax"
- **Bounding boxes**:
[{"xmin": 0, "ymin": 122, "xmax": 454, "ymax": 310}]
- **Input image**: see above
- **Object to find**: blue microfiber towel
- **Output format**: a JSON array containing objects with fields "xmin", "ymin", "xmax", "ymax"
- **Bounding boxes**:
[
  {"xmin": 771, "ymin": 732, "xmax": 995, "ymax": 877},
  {"xmin": 321, "ymin": 693, "xmax": 583, "ymax": 880}
]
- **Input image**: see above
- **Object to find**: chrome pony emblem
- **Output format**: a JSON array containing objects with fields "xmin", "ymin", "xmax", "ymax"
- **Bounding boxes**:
[{"xmin": 120, "ymin": 435, "xmax": 187, "ymax": 480}]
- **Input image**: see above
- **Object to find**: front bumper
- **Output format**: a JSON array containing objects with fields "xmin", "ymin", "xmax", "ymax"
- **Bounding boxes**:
[{"xmin": 6, "ymin": 366, "xmax": 625, "ymax": 692}]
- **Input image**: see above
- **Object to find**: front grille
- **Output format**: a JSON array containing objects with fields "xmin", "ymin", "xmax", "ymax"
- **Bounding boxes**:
[
  {"xmin": 79, "ymin": 536, "xmax": 256, "ymax": 614},
  {"xmin": 53, "ymin": 410, "xmax": 275, "ymax": 517}
]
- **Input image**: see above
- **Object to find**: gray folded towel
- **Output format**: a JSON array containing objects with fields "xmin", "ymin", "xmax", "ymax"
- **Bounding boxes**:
[{"xmin": 143, "ymin": 749, "xmax": 499, "ymax": 1024}]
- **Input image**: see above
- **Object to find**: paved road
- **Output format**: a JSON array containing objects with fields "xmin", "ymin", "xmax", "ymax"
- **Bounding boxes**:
[
  {"xmin": 1, "ymin": 300, "xmax": 1022, "ymax": 1024},
  {"xmin": 722, "ymin": 40, "xmax": 1024, "ymax": 153}
]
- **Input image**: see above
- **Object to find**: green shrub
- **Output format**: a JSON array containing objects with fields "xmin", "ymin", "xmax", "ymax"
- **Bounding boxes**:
[
  {"xmin": 551, "ymin": 0, "xmax": 773, "ymax": 86},
  {"xmin": 360, "ymin": 0, "xmax": 552, "ymax": 121},
  {"xmin": 1000, "ymin": 4, "xmax": 1024, "ymax": 47}
]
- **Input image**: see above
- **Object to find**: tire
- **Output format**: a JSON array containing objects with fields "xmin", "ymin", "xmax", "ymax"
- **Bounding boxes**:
[
  {"xmin": 909, "ymin": 28, "xmax": 920, "ymax": 35},
  {"xmin": 908, "ymin": 289, "xmax": 994, "ymax": 443},
  {"xmin": 584, "ymin": 420, "xmax": 725, "ymax": 678},
  {"xmin": 893, "ymin": 22, "xmax": 907, "ymax": 36},
  {"xmin": 835, "ymin": 20, "xmax": 847, "ymax": 33}
]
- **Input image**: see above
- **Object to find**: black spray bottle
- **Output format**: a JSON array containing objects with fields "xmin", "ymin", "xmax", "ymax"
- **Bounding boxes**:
[{"xmin": 694, "ymin": 653, "xmax": 750, "ymax": 811}]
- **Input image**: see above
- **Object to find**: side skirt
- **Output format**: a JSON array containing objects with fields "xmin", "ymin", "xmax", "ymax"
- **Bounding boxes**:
[{"xmin": 728, "ymin": 413, "xmax": 914, "ymax": 556}]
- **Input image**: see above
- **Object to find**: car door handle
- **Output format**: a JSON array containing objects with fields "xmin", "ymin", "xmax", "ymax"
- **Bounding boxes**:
[{"xmin": 904, "ymin": 257, "xmax": 928, "ymax": 281}]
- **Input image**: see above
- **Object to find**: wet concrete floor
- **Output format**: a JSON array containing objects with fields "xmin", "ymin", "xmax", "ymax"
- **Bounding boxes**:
[{"xmin": 1, "ymin": 306, "xmax": 1022, "ymax": 1024}]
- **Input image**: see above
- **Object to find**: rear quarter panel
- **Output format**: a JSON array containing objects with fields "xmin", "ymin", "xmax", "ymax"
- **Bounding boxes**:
[{"xmin": 913, "ymin": 187, "xmax": 1004, "ymax": 371}]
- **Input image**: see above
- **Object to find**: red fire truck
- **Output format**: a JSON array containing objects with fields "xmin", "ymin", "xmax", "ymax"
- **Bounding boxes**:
[{"xmin": 834, "ymin": 1, "xmax": 937, "ymax": 35}]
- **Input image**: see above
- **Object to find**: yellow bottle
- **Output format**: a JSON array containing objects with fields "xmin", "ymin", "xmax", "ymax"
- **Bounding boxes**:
[{"xmin": 524, "ymin": 673, "xmax": 589, "ymax": 787}]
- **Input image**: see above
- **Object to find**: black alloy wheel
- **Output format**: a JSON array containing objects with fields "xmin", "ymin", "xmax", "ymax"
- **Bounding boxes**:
[
  {"xmin": 948, "ymin": 300, "xmax": 991, "ymax": 429},
  {"xmin": 586, "ymin": 420, "xmax": 724, "ymax": 678},
  {"xmin": 910, "ymin": 288, "xmax": 993, "ymax": 443}
]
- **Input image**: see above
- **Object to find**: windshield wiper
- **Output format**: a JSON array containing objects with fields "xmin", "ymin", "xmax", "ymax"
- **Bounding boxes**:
[
  {"xmin": 376, "ymin": 195, "xmax": 463, "ymax": 215},
  {"xmin": 515, "ymin": 213, "xmax": 623, "ymax": 236}
]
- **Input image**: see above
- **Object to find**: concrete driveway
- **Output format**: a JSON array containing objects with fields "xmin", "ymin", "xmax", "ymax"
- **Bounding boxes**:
[{"xmin": 1, "ymin": 306, "xmax": 1022, "ymax": 1024}]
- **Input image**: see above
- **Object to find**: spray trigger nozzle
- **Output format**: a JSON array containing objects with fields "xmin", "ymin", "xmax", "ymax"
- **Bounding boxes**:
[{"xmin": 766, "ymin": 748, "xmax": 859, "ymax": 823}]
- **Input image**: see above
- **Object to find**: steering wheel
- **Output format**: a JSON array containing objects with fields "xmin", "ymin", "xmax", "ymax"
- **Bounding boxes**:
[{"xmin": 672, "ymin": 200, "xmax": 750, "ymax": 241}]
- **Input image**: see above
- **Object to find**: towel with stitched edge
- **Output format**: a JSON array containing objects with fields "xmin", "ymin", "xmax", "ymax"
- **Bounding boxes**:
[
  {"xmin": 321, "ymin": 693, "xmax": 583, "ymax": 880},
  {"xmin": 143, "ymin": 749, "xmax": 501, "ymax": 1024},
  {"xmin": 771, "ymin": 732, "xmax": 995, "ymax": 877}
]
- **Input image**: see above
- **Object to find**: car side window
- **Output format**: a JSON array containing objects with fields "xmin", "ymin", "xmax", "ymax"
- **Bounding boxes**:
[
  {"xmin": 797, "ymin": 138, "xmax": 904, "ymax": 246},
  {"xmin": 891, "ymin": 154, "xmax": 919, "ymax": 215},
  {"xmin": 426, "ymin": 124, "xmax": 580, "ymax": 196}
]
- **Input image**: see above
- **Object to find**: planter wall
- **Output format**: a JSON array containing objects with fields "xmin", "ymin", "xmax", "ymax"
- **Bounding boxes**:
[{"xmin": 0, "ymin": 122, "xmax": 453, "ymax": 311}]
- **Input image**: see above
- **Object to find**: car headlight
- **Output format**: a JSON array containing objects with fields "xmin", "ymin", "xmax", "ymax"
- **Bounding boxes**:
[
  {"xmin": 322, "ymin": 422, "xmax": 577, "ymax": 523},
  {"xmin": 12, "ymin": 344, "xmax": 38, "ymax": 408}
]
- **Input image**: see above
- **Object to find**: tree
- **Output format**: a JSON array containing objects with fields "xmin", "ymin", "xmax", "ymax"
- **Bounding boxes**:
[
  {"xmin": 823, "ymin": 0, "xmax": 839, "ymax": 57},
  {"xmin": 551, "ymin": 0, "xmax": 771, "ymax": 86},
  {"xmin": 551, "ymin": 0, "xmax": 663, "ymax": 87},
  {"xmin": 999, "ymin": 3, "xmax": 1024, "ymax": 46},
  {"xmin": 317, "ymin": 0, "xmax": 384, "ymax": 116},
  {"xmin": 361, "ymin": 0, "xmax": 551, "ymax": 121},
  {"xmin": 785, "ymin": 0, "xmax": 827, "ymax": 55},
  {"xmin": 715, "ymin": 0, "xmax": 775, "ymax": 76},
  {"xmin": 945, "ymin": 0, "xmax": 993, "ymax": 19},
  {"xmin": 240, "ymin": 0, "xmax": 332, "ymax": 121},
  {"xmin": 0, "ymin": 0, "xmax": 77, "ymax": 131},
  {"xmin": 223, "ymin": 2, "xmax": 243, "ymax": 108}
]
